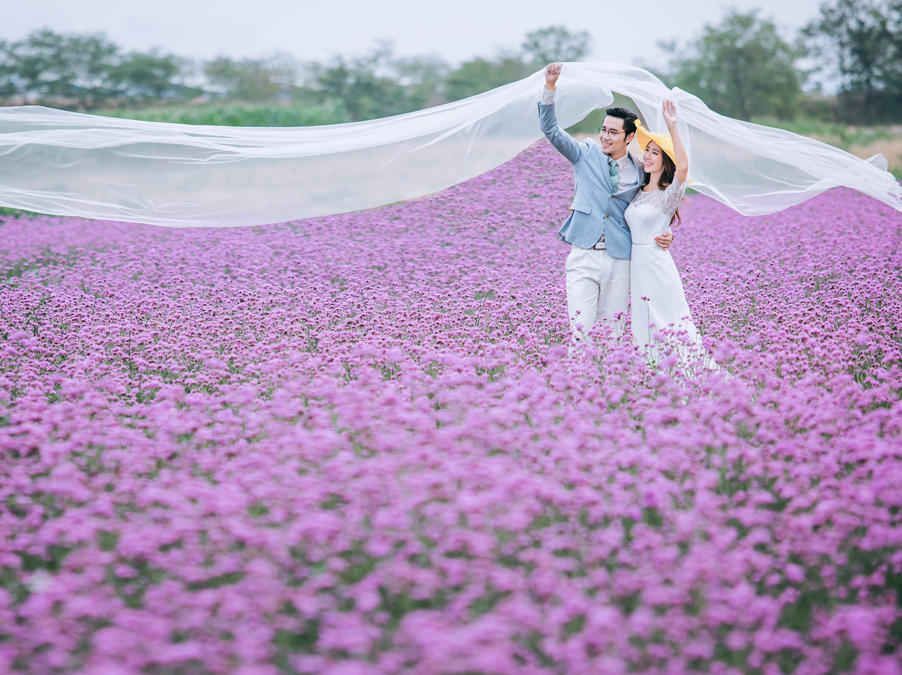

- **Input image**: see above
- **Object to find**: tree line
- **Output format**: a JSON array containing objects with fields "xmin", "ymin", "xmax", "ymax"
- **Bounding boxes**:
[
  {"xmin": 1, "ymin": 0, "xmax": 900, "ymax": 123},
  {"xmin": 0, "ymin": 25, "xmax": 590, "ymax": 118}
]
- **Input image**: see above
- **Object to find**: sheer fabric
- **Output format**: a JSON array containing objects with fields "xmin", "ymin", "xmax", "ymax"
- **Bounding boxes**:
[{"xmin": 0, "ymin": 62, "xmax": 899, "ymax": 228}]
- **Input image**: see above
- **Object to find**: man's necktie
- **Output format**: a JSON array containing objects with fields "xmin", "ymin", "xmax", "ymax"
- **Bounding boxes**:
[{"xmin": 610, "ymin": 158, "xmax": 619, "ymax": 191}]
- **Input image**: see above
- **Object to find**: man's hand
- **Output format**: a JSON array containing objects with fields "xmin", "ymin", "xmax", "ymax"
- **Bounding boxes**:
[
  {"xmin": 655, "ymin": 231, "xmax": 673, "ymax": 250},
  {"xmin": 545, "ymin": 63, "xmax": 562, "ymax": 90}
]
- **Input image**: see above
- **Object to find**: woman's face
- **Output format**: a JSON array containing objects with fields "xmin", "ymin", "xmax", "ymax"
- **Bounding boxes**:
[{"xmin": 643, "ymin": 140, "xmax": 664, "ymax": 174}]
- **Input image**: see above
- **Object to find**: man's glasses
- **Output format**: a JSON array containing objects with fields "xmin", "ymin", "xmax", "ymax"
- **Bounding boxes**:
[{"xmin": 599, "ymin": 127, "xmax": 624, "ymax": 138}]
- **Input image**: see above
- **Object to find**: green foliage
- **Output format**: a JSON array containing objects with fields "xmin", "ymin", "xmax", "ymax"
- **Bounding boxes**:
[
  {"xmin": 751, "ymin": 116, "xmax": 902, "ymax": 177},
  {"xmin": 273, "ymin": 619, "xmax": 320, "ymax": 653},
  {"xmin": 4, "ymin": 28, "xmax": 120, "ymax": 108},
  {"xmin": 803, "ymin": 0, "xmax": 902, "ymax": 94},
  {"xmin": 0, "ymin": 29, "xmax": 196, "ymax": 109},
  {"xmin": 108, "ymin": 49, "xmax": 198, "ymax": 101},
  {"xmin": 203, "ymin": 52, "xmax": 299, "ymax": 101},
  {"xmin": 392, "ymin": 54, "xmax": 450, "ymax": 110},
  {"xmin": 521, "ymin": 25, "xmax": 592, "ymax": 68},
  {"xmin": 0, "ymin": 207, "xmax": 34, "ymax": 218},
  {"xmin": 184, "ymin": 570, "xmax": 245, "ymax": 591},
  {"xmin": 750, "ymin": 116, "xmax": 891, "ymax": 149},
  {"xmin": 95, "ymin": 100, "xmax": 349, "ymax": 127},
  {"xmin": 4, "ymin": 16, "xmax": 902, "ymax": 130},
  {"xmin": 802, "ymin": 0, "xmax": 902, "ymax": 121},
  {"xmin": 443, "ymin": 55, "xmax": 532, "ymax": 101},
  {"xmin": 308, "ymin": 41, "xmax": 412, "ymax": 121},
  {"xmin": 0, "ymin": 38, "xmax": 17, "ymax": 98},
  {"xmin": 660, "ymin": 10, "xmax": 803, "ymax": 120}
]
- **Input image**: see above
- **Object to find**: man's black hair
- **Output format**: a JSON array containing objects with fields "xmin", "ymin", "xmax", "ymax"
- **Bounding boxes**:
[{"xmin": 604, "ymin": 107, "xmax": 638, "ymax": 137}]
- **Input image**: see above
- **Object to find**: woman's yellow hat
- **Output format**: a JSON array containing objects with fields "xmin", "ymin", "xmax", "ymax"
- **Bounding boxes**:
[{"xmin": 634, "ymin": 120, "xmax": 675, "ymax": 164}]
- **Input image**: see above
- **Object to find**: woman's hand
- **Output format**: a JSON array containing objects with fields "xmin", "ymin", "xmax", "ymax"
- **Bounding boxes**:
[
  {"xmin": 545, "ymin": 63, "xmax": 562, "ymax": 90},
  {"xmin": 664, "ymin": 99, "xmax": 689, "ymax": 183},
  {"xmin": 663, "ymin": 100, "xmax": 677, "ymax": 129}
]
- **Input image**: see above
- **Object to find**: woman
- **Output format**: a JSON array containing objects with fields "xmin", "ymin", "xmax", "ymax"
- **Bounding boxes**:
[{"xmin": 624, "ymin": 100, "xmax": 703, "ymax": 362}]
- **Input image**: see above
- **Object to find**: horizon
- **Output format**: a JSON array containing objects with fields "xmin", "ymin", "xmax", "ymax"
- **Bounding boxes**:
[{"xmin": 5, "ymin": 0, "xmax": 824, "ymax": 72}]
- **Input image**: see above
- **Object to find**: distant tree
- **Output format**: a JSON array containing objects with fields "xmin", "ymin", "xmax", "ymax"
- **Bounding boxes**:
[
  {"xmin": 309, "ymin": 42, "xmax": 410, "ymax": 120},
  {"xmin": 802, "ymin": 0, "xmax": 902, "ymax": 113},
  {"xmin": 521, "ymin": 25, "xmax": 592, "ymax": 67},
  {"xmin": 661, "ymin": 10, "xmax": 803, "ymax": 120},
  {"xmin": 6, "ymin": 29, "xmax": 120, "ymax": 108},
  {"xmin": 0, "ymin": 39, "xmax": 18, "ymax": 99},
  {"xmin": 443, "ymin": 54, "xmax": 532, "ymax": 101},
  {"xmin": 393, "ymin": 54, "xmax": 449, "ymax": 109},
  {"xmin": 889, "ymin": 0, "xmax": 902, "ymax": 93},
  {"xmin": 107, "ymin": 49, "xmax": 194, "ymax": 101},
  {"xmin": 203, "ymin": 52, "xmax": 300, "ymax": 100}
]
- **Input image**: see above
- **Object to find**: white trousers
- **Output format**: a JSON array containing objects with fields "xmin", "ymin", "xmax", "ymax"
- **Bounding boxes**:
[{"xmin": 565, "ymin": 244, "xmax": 630, "ymax": 343}]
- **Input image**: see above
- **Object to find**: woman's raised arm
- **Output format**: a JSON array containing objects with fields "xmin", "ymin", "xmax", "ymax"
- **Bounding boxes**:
[{"xmin": 663, "ymin": 100, "xmax": 688, "ymax": 184}]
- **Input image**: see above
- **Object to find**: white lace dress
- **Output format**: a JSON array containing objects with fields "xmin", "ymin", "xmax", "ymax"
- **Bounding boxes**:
[{"xmin": 624, "ymin": 178, "xmax": 701, "ymax": 355}]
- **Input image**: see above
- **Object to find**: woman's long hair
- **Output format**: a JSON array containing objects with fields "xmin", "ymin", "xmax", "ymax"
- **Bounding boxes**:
[{"xmin": 640, "ymin": 150, "xmax": 682, "ymax": 226}]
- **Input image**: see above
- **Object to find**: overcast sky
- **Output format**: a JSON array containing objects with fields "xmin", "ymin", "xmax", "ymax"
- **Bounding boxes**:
[{"xmin": 7, "ymin": 0, "xmax": 823, "ymax": 68}]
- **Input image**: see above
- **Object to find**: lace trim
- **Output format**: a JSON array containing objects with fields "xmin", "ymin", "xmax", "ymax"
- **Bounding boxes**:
[{"xmin": 632, "ymin": 179, "xmax": 686, "ymax": 215}]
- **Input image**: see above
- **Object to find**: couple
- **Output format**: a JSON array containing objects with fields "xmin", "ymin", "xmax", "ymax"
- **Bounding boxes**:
[{"xmin": 539, "ymin": 62, "xmax": 701, "ymax": 361}]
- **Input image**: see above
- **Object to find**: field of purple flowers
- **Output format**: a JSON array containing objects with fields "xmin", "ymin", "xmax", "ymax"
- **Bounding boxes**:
[{"xmin": 1, "ymin": 141, "xmax": 901, "ymax": 674}]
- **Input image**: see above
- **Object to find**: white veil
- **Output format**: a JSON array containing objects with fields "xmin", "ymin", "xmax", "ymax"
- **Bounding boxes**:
[{"xmin": 0, "ymin": 61, "xmax": 899, "ymax": 228}]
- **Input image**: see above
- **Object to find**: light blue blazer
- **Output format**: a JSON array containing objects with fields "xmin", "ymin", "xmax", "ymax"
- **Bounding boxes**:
[{"xmin": 538, "ymin": 101, "xmax": 645, "ymax": 259}]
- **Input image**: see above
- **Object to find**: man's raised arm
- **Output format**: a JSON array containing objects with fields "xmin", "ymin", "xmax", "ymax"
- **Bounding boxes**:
[{"xmin": 538, "ymin": 62, "xmax": 582, "ymax": 165}]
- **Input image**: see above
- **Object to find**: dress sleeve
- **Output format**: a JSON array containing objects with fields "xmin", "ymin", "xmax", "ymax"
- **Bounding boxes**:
[{"xmin": 663, "ymin": 177, "xmax": 687, "ymax": 215}]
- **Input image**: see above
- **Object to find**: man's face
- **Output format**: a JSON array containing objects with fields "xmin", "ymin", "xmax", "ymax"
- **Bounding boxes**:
[{"xmin": 599, "ymin": 116, "xmax": 631, "ymax": 157}]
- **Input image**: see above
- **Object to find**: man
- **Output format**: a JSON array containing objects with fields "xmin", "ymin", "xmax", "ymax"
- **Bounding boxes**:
[{"xmin": 539, "ymin": 62, "xmax": 672, "ymax": 346}]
